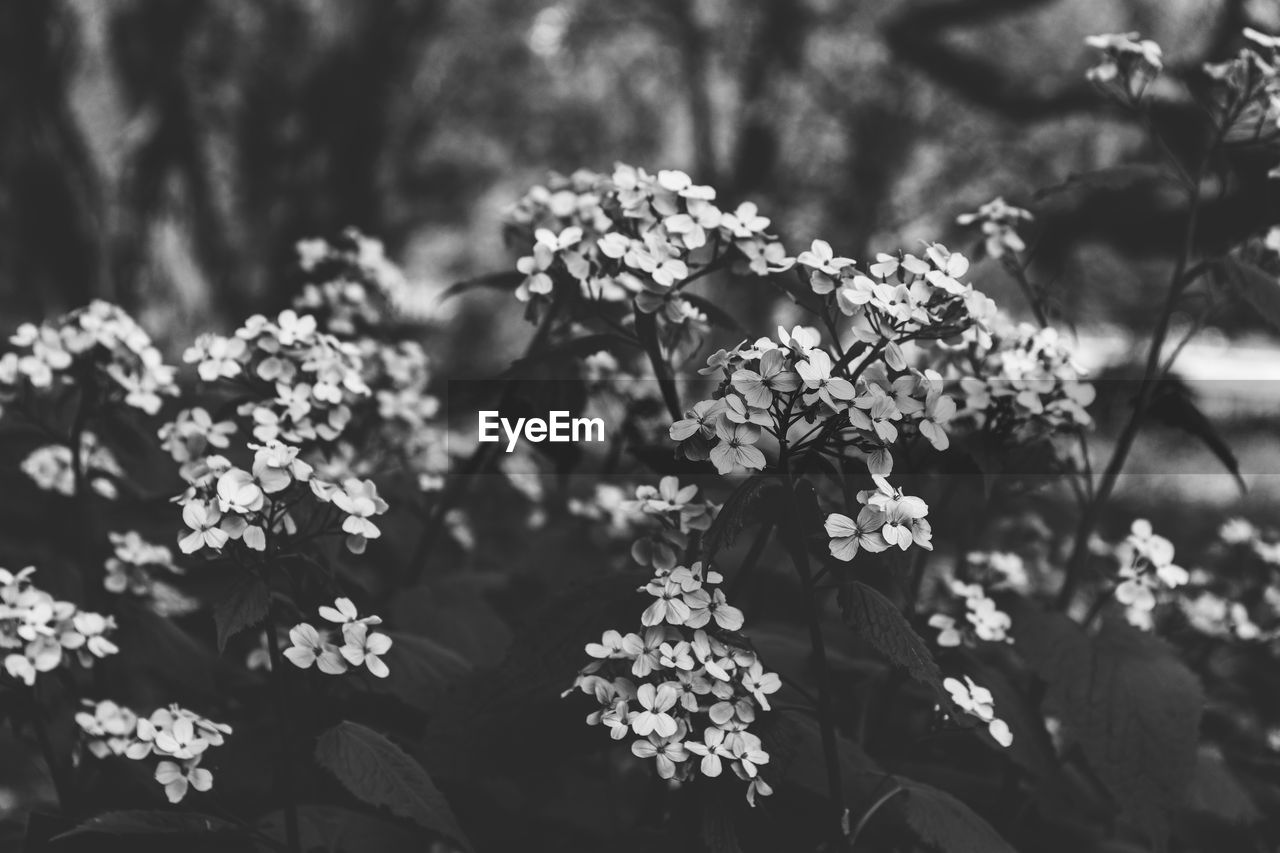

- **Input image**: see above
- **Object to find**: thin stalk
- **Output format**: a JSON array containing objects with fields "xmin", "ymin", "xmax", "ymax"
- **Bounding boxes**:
[
  {"xmin": 263, "ymin": 615, "xmax": 301, "ymax": 853},
  {"xmin": 849, "ymin": 783, "xmax": 904, "ymax": 850},
  {"xmin": 26, "ymin": 687, "xmax": 74, "ymax": 812}
]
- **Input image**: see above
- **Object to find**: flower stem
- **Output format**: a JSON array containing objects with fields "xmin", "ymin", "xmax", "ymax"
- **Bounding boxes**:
[
  {"xmin": 25, "ymin": 686, "xmax": 74, "ymax": 812},
  {"xmin": 263, "ymin": 616, "xmax": 301, "ymax": 853},
  {"xmin": 778, "ymin": 477, "xmax": 846, "ymax": 842}
]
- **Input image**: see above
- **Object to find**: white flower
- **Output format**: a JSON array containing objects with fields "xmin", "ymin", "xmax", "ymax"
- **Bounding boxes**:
[
  {"xmin": 283, "ymin": 623, "xmax": 347, "ymax": 675},
  {"xmin": 340, "ymin": 622, "xmax": 393, "ymax": 678},
  {"xmin": 631, "ymin": 683, "xmax": 680, "ymax": 737},
  {"xmin": 156, "ymin": 757, "xmax": 213, "ymax": 804}
]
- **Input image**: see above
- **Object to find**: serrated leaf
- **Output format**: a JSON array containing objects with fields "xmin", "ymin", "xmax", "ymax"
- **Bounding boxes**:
[
  {"xmin": 1215, "ymin": 256, "xmax": 1280, "ymax": 332},
  {"xmin": 700, "ymin": 475, "xmax": 783, "ymax": 563},
  {"xmin": 1013, "ymin": 606, "xmax": 1203, "ymax": 849},
  {"xmin": 897, "ymin": 780, "xmax": 1016, "ymax": 853},
  {"xmin": 212, "ymin": 573, "xmax": 271, "ymax": 652},
  {"xmin": 840, "ymin": 581, "xmax": 953, "ymax": 711},
  {"xmin": 1147, "ymin": 376, "xmax": 1244, "ymax": 492},
  {"xmin": 54, "ymin": 810, "xmax": 239, "ymax": 840},
  {"xmin": 315, "ymin": 722, "xmax": 470, "ymax": 850}
]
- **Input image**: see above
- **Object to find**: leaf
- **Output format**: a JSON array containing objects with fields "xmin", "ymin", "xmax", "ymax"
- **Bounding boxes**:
[
  {"xmin": 315, "ymin": 722, "xmax": 470, "ymax": 851},
  {"xmin": 897, "ymin": 780, "xmax": 1017, "ymax": 853},
  {"xmin": 436, "ymin": 271, "xmax": 523, "ymax": 303},
  {"xmin": 364, "ymin": 632, "xmax": 472, "ymax": 711},
  {"xmin": 1187, "ymin": 746, "xmax": 1259, "ymax": 825},
  {"xmin": 634, "ymin": 308, "xmax": 682, "ymax": 419},
  {"xmin": 1147, "ymin": 376, "xmax": 1245, "ymax": 492},
  {"xmin": 699, "ymin": 475, "xmax": 783, "ymax": 563},
  {"xmin": 1033, "ymin": 164, "xmax": 1170, "ymax": 201},
  {"xmin": 389, "ymin": 580, "xmax": 513, "ymax": 668},
  {"xmin": 212, "ymin": 572, "xmax": 271, "ymax": 652},
  {"xmin": 504, "ymin": 333, "xmax": 638, "ymax": 376},
  {"xmin": 258, "ymin": 805, "xmax": 423, "ymax": 853},
  {"xmin": 1013, "ymin": 605, "xmax": 1204, "ymax": 849},
  {"xmin": 54, "ymin": 810, "xmax": 239, "ymax": 840},
  {"xmin": 839, "ymin": 581, "xmax": 953, "ymax": 711},
  {"xmin": 1215, "ymin": 256, "xmax": 1280, "ymax": 332},
  {"xmin": 679, "ymin": 293, "xmax": 746, "ymax": 335}
]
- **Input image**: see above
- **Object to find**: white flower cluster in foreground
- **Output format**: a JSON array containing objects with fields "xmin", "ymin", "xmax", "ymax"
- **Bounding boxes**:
[
  {"xmin": 824, "ymin": 474, "xmax": 933, "ymax": 559},
  {"xmin": 77, "ymin": 700, "xmax": 231, "ymax": 803},
  {"xmin": 183, "ymin": 308, "xmax": 370, "ymax": 445},
  {"xmin": 175, "ymin": 440, "xmax": 388, "ymax": 556},
  {"xmin": 505, "ymin": 164, "xmax": 791, "ymax": 306},
  {"xmin": 285, "ymin": 597, "xmax": 393, "ymax": 678},
  {"xmin": 568, "ymin": 562, "xmax": 779, "ymax": 805},
  {"xmin": 0, "ymin": 300, "xmax": 177, "ymax": 417},
  {"xmin": 0, "ymin": 566, "xmax": 118, "ymax": 686},
  {"xmin": 943, "ymin": 676, "xmax": 1013, "ymax": 747}
]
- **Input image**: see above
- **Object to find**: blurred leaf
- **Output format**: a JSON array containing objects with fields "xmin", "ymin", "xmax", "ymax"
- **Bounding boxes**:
[
  {"xmin": 839, "ymin": 581, "xmax": 953, "ymax": 713},
  {"xmin": 1147, "ymin": 377, "xmax": 1244, "ymax": 492},
  {"xmin": 258, "ymin": 805, "xmax": 425, "ymax": 853},
  {"xmin": 1187, "ymin": 746, "xmax": 1259, "ymax": 825},
  {"xmin": 436, "ymin": 271, "xmax": 523, "ymax": 303},
  {"xmin": 212, "ymin": 573, "xmax": 270, "ymax": 652},
  {"xmin": 365, "ymin": 632, "xmax": 472, "ymax": 711},
  {"xmin": 897, "ymin": 780, "xmax": 1016, "ymax": 853},
  {"xmin": 1214, "ymin": 256, "xmax": 1280, "ymax": 332},
  {"xmin": 389, "ymin": 579, "xmax": 513, "ymax": 668},
  {"xmin": 1013, "ymin": 606, "xmax": 1203, "ymax": 850},
  {"xmin": 700, "ymin": 475, "xmax": 783, "ymax": 563},
  {"xmin": 315, "ymin": 722, "xmax": 470, "ymax": 851},
  {"xmin": 54, "ymin": 810, "xmax": 239, "ymax": 840},
  {"xmin": 1033, "ymin": 165, "xmax": 1170, "ymax": 201},
  {"xmin": 504, "ymin": 334, "xmax": 638, "ymax": 375}
]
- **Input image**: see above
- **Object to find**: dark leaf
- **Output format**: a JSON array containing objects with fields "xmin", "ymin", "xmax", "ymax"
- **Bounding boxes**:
[
  {"xmin": 634, "ymin": 308, "xmax": 682, "ymax": 419},
  {"xmin": 700, "ymin": 475, "xmax": 783, "ymax": 563},
  {"xmin": 1214, "ymin": 256, "xmax": 1280, "ymax": 332},
  {"xmin": 212, "ymin": 572, "xmax": 271, "ymax": 652},
  {"xmin": 389, "ymin": 579, "xmax": 513, "ymax": 668},
  {"xmin": 1033, "ymin": 164, "xmax": 1170, "ymax": 201},
  {"xmin": 1187, "ymin": 746, "xmax": 1259, "ymax": 825},
  {"xmin": 1147, "ymin": 377, "xmax": 1244, "ymax": 492},
  {"xmin": 54, "ymin": 810, "xmax": 239, "ymax": 840},
  {"xmin": 897, "ymin": 780, "xmax": 1017, "ymax": 853},
  {"xmin": 840, "ymin": 581, "xmax": 953, "ymax": 711},
  {"xmin": 679, "ymin": 293, "xmax": 746, "ymax": 335},
  {"xmin": 315, "ymin": 722, "xmax": 470, "ymax": 851},
  {"xmin": 1013, "ymin": 605, "xmax": 1204, "ymax": 849},
  {"xmin": 364, "ymin": 632, "xmax": 472, "ymax": 711},
  {"xmin": 436, "ymin": 271, "xmax": 523, "ymax": 303},
  {"xmin": 504, "ymin": 334, "xmax": 638, "ymax": 376},
  {"xmin": 258, "ymin": 805, "xmax": 424, "ymax": 853}
]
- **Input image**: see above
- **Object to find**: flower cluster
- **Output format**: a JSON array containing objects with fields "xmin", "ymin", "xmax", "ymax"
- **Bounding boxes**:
[
  {"xmin": 956, "ymin": 197, "xmax": 1033, "ymax": 261},
  {"xmin": 824, "ymin": 475, "xmax": 933, "ymax": 559},
  {"xmin": 1085, "ymin": 32, "xmax": 1163, "ymax": 100},
  {"xmin": 104, "ymin": 530, "xmax": 178, "ymax": 595},
  {"xmin": 20, "ymin": 431, "xmax": 123, "ymax": 499},
  {"xmin": 294, "ymin": 228, "xmax": 409, "ymax": 336},
  {"xmin": 624, "ymin": 476, "xmax": 715, "ymax": 571},
  {"xmin": 76, "ymin": 700, "xmax": 231, "ymax": 803},
  {"xmin": 942, "ymin": 676, "xmax": 1013, "ymax": 747},
  {"xmin": 0, "ymin": 300, "xmax": 177, "ymax": 416},
  {"xmin": 1203, "ymin": 28, "xmax": 1280, "ymax": 142},
  {"xmin": 928, "ymin": 579, "xmax": 1013, "ymax": 648},
  {"xmin": 1, "ymin": 566, "xmax": 118, "ymax": 686},
  {"xmin": 1179, "ymin": 590, "xmax": 1270, "ymax": 642},
  {"xmin": 675, "ymin": 325, "xmax": 961, "ymax": 479},
  {"xmin": 183, "ymin": 308, "xmax": 370, "ymax": 445},
  {"xmin": 1113, "ymin": 520, "xmax": 1189, "ymax": 630},
  {"xmin": 505, "ymin": 165, "xmax": 791, "ymax": 308},
  {"xmin": 284, "ymin": 597, "xmax": 393, "ymax": 678},
  {"xmin": 953, "ymin": 319, "xmax": 1095, "ymax": 440},
  {"xmin": 568, "ymin": 562, "xmax": 778, "ymax": 805},
  {"xmin": 159, "ymin": 406, "xmax": 237, "ymax": 481}
]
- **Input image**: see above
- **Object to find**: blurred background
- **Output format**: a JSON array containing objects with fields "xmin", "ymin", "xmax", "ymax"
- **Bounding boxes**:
[{"xmin": 2, "ymin": 0, "xmax": 1280, "ymax": 503}]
